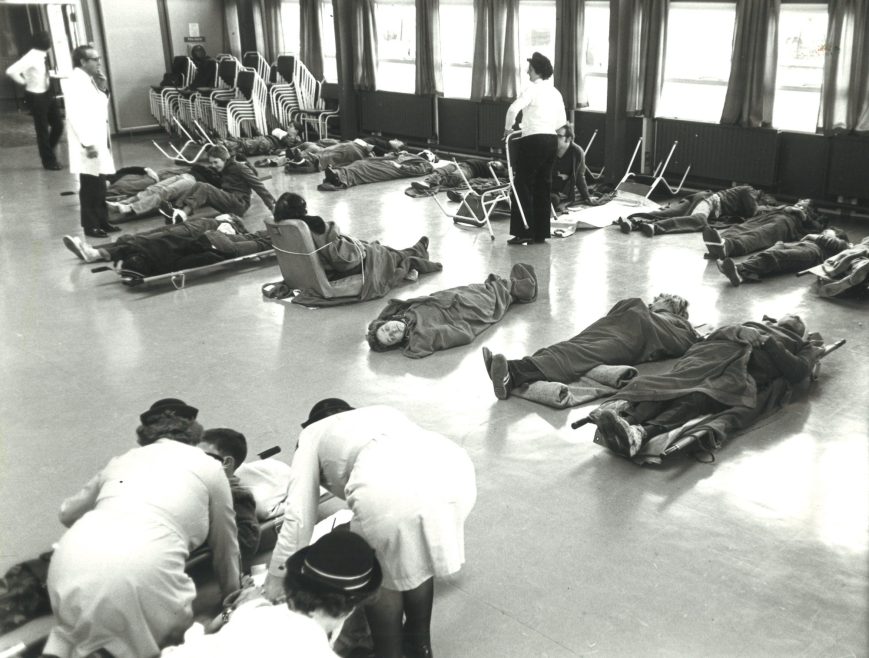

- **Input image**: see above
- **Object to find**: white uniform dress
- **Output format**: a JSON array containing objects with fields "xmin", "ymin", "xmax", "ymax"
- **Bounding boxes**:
[
  {"xmin": 44, "ymin": 439, "xmax": 241, "ymax": 658},
  {"xmin": 61, "ymin": 67, "xmax": 115, "ymax": 177},
  {"xmin": 268, "ymin": 406, "xmax": 477, "ymax": 591}
]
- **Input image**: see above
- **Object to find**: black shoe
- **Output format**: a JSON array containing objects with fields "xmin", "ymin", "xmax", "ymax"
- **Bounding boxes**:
[
  {"xmin": 44, "ymin": 162, "xmax": 64, "ymax": 170},
  {"xmin": 84, "ymin": 227, "xmax": 109, "ymax": 239},
  {"xmin": 717, "ymin": 258, "xmax": 742, "ymax": 287},
  {"xmin": 507, "ymin": 236, "xmax": 533, "ymax": 245},
  {"xmin": 158, "ymin": 200, "xmax": 176, "ymax": 221},
  {"xmin": 101, "ymin": 223, "xmax": 122, "ymax": 233}
]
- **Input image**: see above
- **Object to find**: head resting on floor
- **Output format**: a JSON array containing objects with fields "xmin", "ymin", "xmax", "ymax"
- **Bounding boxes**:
[
  {"xmin": 770, "ymin": 313, "xmax": 806, "ymax": 338},
  {"xmin": 366, "ymin": 317, "xmax": 409, "ymax": 352},
  {"xmin": 136, "ymin": 398, "xmax": 203, "ymax": 446},
  {"xmin": 648, "ymin": 293, "xmax": 689, "ymax": 318}
]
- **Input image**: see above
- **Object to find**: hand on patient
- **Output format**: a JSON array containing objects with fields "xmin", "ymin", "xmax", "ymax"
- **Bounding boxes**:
[{"xmin": 262, "ymin": 573, "xmax": 287, "ymax": 604}]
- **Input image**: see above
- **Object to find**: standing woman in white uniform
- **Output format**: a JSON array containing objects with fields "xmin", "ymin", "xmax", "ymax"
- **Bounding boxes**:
[
  {"xmin": 263, "ymin": 399, "xmax": 477, "ymax": 658},
  {"xmin": 62, "ymin": 45, "xmax": 118, "ymax": 239},
  {"xmin": 503, "ymin": 52, "xmax": 567, "ymax": 245},
  {"xmin": 44, "ymin": 399, "xmax": 241, "ymax": 658}
]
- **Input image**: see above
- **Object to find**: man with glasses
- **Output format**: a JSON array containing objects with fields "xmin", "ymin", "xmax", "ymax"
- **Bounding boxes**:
[
  {"xmin": 63, "ymin": 45, "xmax": 118, "ymax": 238},
  {"xmin": 197, "ymin": 428, "xmax": 260, "ymax": 571}
]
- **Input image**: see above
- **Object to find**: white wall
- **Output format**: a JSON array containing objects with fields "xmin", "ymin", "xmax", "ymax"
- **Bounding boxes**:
[{"xmin": 165, "ymin": 0, "xmax": 225, "ymax": 58}]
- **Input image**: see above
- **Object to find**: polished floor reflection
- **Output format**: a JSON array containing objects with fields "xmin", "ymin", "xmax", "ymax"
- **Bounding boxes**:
[{"xmin": 0, "ymin": 131, "xmax": 866, "ymax": 657}]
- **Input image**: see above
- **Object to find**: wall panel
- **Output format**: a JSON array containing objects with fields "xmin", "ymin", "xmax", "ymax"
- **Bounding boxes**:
[
  {"xmin": 777, "ymin": 132, "xmax": 829, "ymax": 199},
  {"xmin": 827, "ymin": 135, "xmax": 869, "ymax": 200},
  {"xmin": 437, "ymin": 98, "xmax": 477, "ymax": 151},
  {"xmin": 359, "ymin": 91, "xmax": 437, "ymax": 141}
]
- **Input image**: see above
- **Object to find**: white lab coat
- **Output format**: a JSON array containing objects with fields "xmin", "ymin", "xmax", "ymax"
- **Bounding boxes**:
[{"xmin": 62, "ymin": 67, "xmax": 115, "ymax": 176}]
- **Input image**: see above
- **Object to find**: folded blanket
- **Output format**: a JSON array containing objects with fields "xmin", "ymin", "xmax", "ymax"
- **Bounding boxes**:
[{"xmin": 512, "ymin": 364, "xmax": 638, "ymax": 408}]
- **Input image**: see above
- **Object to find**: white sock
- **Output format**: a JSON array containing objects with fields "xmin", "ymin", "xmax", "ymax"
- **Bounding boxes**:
[{"xmin": 272, "ymin": 128, "xmax": 288, "ymax": 140}]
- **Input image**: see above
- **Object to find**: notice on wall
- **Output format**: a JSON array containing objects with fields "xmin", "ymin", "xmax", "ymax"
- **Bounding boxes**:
[{"xmin": 188, "ymin": 23, "xmax": 200, "ymax": 38}]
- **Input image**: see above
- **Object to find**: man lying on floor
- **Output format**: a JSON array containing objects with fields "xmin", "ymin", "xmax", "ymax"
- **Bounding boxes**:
[
  {"xmin": 62, "ymin": 215, "xmax": 270, "ymax": 277},
  {"xmin": 589, "ymin": 314, "xmax": 828, "ymax": 460},
  {"xmin": 482, "ymin": 294, "xmax": 700, "ymax": 399},
  {"xmin": 702, "ymin": 199, "xmax": 825, "ymax": 259},
  {"xmin": 716, "ymin": 228, "xmax": 851, "ymax": 287},
  {"xmin": 808, "ymin": 236, "xmax": 869, "ymax": 297},
  {"xmin": 366, "ymin": 263, "xmax": 538, "ymax": 358},
  {"xmin": 106, "ymin": 163, "xmax": 224, "ymax": 220},
  {"xmin": 616, "ymin": 185, "xmax": 772, "ymax": 237},
  {"xmin": 318, "ymin": 149, "xmax": 438, "ymax": 191},
  {"xmin": 217, "ymin": 124, "xmax": 305, "ymax": 158},
  {"xmin": 264, "ymin": 193, "xmax": 442, "ymax": 304},
  {"xmin": 410, "ymin": 158, "xmax": 507, "ymax": 195},
  {"xmin": 286, "ymin": 135, "xmax": 407, "ymax": 172}
]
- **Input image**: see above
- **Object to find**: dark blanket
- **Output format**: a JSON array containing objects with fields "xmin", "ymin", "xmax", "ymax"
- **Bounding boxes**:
[
  {"xmin": 292, "ymin": 237, "xmax": 443, "ymax": 307},
  {"xmin": 325, "ymin": 153, "xmax": 434, "ymax": 190},
  {"xmin": 372, "ymin": 263, "xmax": 537, "ymax": 358},
  {"xmin": 527, "ymin": 298, "xmax": 699, "ymax": 383}
]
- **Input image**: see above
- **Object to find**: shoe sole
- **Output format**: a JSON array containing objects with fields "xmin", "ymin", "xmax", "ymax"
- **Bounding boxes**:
[
  {"xmin": 490, "ymin": 354, "xmax": 510, "ymax": 400},
  {"xmin": 717, "ymin": 258, "xmax": 741, "ymax": 287},
  {"xmin": 62, "ymin": 235, "xmax": 85, "ymax": 261},
  {"xmin": 481, "ymin": 347, "xmax": 493, "ymax": 373},
  {"xmin": 617, "ymin": 219, "xmax": 632, "ymax": 234},
  {"xmin": 596, "ymin": 409, "xmax": 630, "ymax": 456},
  {"xmin": 703, "ymin": 227, "xmax": 726, "ymax": 259},
  {"xmin": 639, "ymin": 224, "xmax": 655, "ymax": 238}
]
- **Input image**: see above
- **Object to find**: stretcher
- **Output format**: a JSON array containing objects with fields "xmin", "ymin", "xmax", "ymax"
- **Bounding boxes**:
[
  {"xmin": 570, "ymin": 338, "xmax": 846, "ymax": 462},
  {"xmin": 90, "ymin": 248, "xmax": 276, "ymax": 290}
]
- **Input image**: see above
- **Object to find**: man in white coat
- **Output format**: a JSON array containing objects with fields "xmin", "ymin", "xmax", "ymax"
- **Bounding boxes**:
[{"xmin": 63, "ymin": 45, "xmax": 118, "ymax": 238}]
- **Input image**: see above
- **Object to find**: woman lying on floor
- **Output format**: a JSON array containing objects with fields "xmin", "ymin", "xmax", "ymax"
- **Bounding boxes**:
[
  {"xmin": 62, "ymin": 214, "xmax": 270, "ymax": 277},
  {"xmin": 106, "ymin": 163, "xmax": 223, "ymax": 220},
  {"xmin": 366, "ymin": 263, "xmax": 538, "ymax": 358}
]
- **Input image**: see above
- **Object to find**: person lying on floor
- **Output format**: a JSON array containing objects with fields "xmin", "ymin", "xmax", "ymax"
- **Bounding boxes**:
[
  {"xmin": 589, "ymin": 314, "xmax": 829, "ymax": 459},
  {"xmin": 286, "ymin": 136, "xmax": 407, "ymax": 173},
  {"xmin": 716, "ymin": 228, "xmax": 851, "ymax": 287},
  {"xmin": 268, "ymin": 192, "xmax": 442, "ymax": 305},
  {"xmin": 702, "ymin": 199, "xmax": 825, "ymax": 259},
  {"xmin": 319, "ymin": 150, "xmax": 438, "ymax": 191},
  {"xmin": 482, "ymin": 294, "xmax": 699, "ymax": 399},
  {"xmin": 162, "ymin": 531, "xmax": 382, "ymax": 658},
  {"xmin": 62, "ymin": 214, "xmax": 270, "ymax": 277},
  {"xmin": 162, "ymin": 144, "xmax": 276, "ymax": 222},
  {"xmin": 366, "ymin": 263, "xmax": 538, "ymax": 358},
  {"xmin": 411, "ymin": 158, "xmax": 506, "ymax": 194},
  {"xmin": 809, "ymin": 236, "xmax": 869, "ymax": 297},
  {"xmin": 196, "ymin": 428, "xmax": 260, "ymax": 573},
  {"xmin": 616, "ymin": 185, "xmax": 772, "ymax": 237},
  {"xmin": 216, "ymin": 123, "xmax": 305, "ymax": 158},
  {"xmin": 551, "ymin": 123, "xmax": 595, "ymax": 212},
  {"xmin": 106, "ymin": 163, "xmax": 224, "ymax": 220}
]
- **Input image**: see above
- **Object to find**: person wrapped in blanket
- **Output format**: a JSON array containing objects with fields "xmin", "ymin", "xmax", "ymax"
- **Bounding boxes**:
[
  {"xmin": 61, "ymin": 214, "xmax": 270, "ymax": 277},
  {"xmin": 702, "ymin": 199, "xmax": 825, "ymax": 259},
  {"xmin": 284, "ymin": 135, "xmax": 407, "ymax": 173},
  {"xmin": 715, "ymin": 228, "xmax": 851, "ymax": 287},
  {"xmin": 809, "ymin": 236, "xmax": 869, "ymax": 297},
  {"xmin": 161, "ymin": 144, "xmax": 276, "ymax": 223},
  {"xmin": 410, "ymin": 158, "xmax": 507, "ymax": 195},
  {"xmin": 550, "ymin": 123, "xmax": 595, "ymax": 212},
  {"xmin": 196, "ymin": 428, "xmax": 260, "ymax": 573},
  {"xmin": 263, "ymin": 192, "xmax": 442, "ymax": 303},
  {"xmin": 105, "ymin": 163, "xmax": 223, "ymax": 220},
  {"xmin": 588, "ymin": 314, "xmax": 831, "ymax": 460},
  {"xmin": 366, "ymin": 264, "xmax": 538, "ymax": 358},
  {"xmin": 318, "ymin": 149, "xmax": 438, "ymax": 191},
  {"xmin": 616, "ymin": 185, "xmax": 773, "ymax": 237},
  {"xmin": 162, "ymin": 531, "xmax": 382, "ymax": 658},
  {"xmin": 483, "ymin": 294, "xmax": 699, "ymax": 399},
  {"xmin": 217, "ymin": 123, "xmax": 305, "ymax": 159}
]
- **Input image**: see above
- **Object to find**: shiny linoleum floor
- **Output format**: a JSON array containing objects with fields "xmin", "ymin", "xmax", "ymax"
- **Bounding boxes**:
[{"xmin": 0, "ymin": 129, "xmax": 867, "ymax": 657}]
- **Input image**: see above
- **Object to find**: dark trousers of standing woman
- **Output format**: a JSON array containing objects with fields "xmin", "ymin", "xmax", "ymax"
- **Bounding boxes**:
[
  {"xmin": 80, "ymin": 174, "xmax": 109, "ymax": 231},
  {"xmin": 510, "ymin": 134, "xmax": 557, "ymax": 241},
  {"xmin": 25, "ymin": 91, "xmax": 64, "ymax": 167}
]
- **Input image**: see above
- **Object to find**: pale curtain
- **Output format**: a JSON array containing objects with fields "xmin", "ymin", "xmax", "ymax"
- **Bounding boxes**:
[
  {"xmin": 415, "ymin": 0, "xmax": 443, "ymax": 95},
  {"xmin": 300, "ymin": 0, "xmax": 325, "ymax": 80},
  {"xmin": 470, "ymin": 0, "xmax": 520, "ymax": 101},
  {"xmin": 818, "ymin": 0, "xmax": 869, "ymax": 133}
]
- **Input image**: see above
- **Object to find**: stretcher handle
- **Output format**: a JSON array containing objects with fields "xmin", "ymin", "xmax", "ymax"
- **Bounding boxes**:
[
  {"xmin": 91, "ymin": 266, "xmax": 112, "ymax": 273},
  {"xmin": 570, "ymin": 416, "xmax": 592, "ymax": 430},
  {"xmin": 661, "ymin": 434, "xmax": 699, "ymax": 457}
]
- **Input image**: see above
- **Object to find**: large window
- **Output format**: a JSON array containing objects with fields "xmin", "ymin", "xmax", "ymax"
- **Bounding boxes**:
[
  {"xmin": 518, "ymin": 0, "xmax": 556, "ymax": 66},
  {"xmin": 280, "ymin": 0, "xmax": 301, "ymax": 55},
  {"xmin": 773, "ymin": 4, "xmax": 827, "ymax": 132},
  {"xmin": 376, "ymin": 0, "xmax": 415, "ymax": 93},
  {"xmin": 658, "ymin": 2, "xmax": 736, "ymax": 122},
  {"xmin": 321, "ymin": 0, "xmax": 337, "ymax": 82},
  {"xmin": 439, "ymin": 0, "xmax": 474, "ymax": 98},
  {"xmin": 583, "ymin": 0, "xmax": 609, "ymax": 111}
]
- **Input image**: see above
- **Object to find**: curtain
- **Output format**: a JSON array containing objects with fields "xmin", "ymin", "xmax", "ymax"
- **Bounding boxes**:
[
  {"xmin": 353, "ymin": 0, "xmax": 378, "ymax": 90},
  {"xmin": 224, "ymin": 0, "xmax": 243, "ymax": 59},
  {"xmin": 301, "ymin": 0, "xmax": 325, "ymax": 80},
  {"xmin": 623, "ymin": 0, "xmax": 668, "ymax": 116},
  {"xmin": 415, "ymin": 0, "xmax": 443, "ymax": 95},
  {"xmin": 554, "ymin": 0, "xmax": 585, "ymax": 109},
  {"xmin": 720, "ymin": 0, "xmax": 780, "ymax": 127},
  {"xmin": 253, "ymin": 0, "xmax": 284, "ymax": 62},
  {"xmin": 818, "ymin": 0, "xmax": 869, "ymax": 133},
  {"xmin": 470, "ymin": 0, "xmax": 520, "ymax": 101}
]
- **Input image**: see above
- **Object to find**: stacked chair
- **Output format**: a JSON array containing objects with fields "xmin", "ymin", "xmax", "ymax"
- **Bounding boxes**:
[
  {"xmin": 195, "ymin": 56, "xmax": 241, "ymax": 135},
  {"xmin": 175, "ymin": 58, "xmax": 219, "ymax": 135},
  {"xmin": 148, "ymin": 55, "xmax": 196, "ymax": 131}
]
